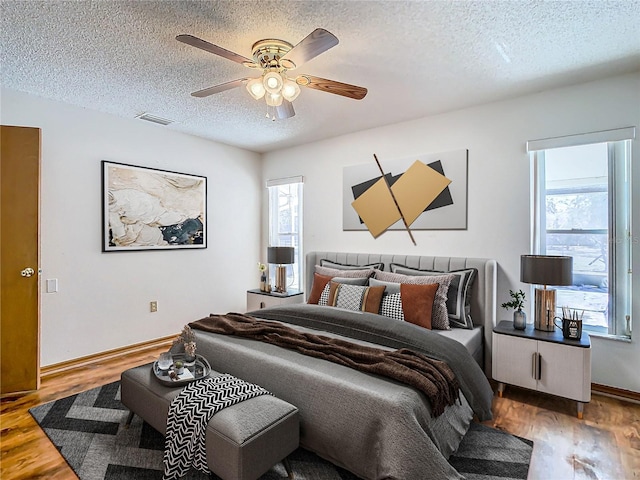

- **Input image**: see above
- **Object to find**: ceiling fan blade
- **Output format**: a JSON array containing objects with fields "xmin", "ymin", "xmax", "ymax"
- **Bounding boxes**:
[
  {"xmin": 177, "ymin": 34, "xmax": 256, "ymax": 67},
  {"xmin": 191, "ymin": 78, "xmax": 249, "ymax": 97},
  {"xmin": 297, "ymin": 75, "xmax": 367, "ymax": 100},
  {"xmin": 281, "ymin": 28, "xmax": 339, "ymax": 69},
  {"xmin": 275, "ymin": 100, "xmax": 295, "ymax": 119}
]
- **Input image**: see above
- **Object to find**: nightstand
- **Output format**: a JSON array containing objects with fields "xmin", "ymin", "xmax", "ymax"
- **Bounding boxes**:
[
  {"xmin": 246, "ymin": 289, "xmax": 304, "ymax": 311},
  {"xmin": 492, "ymin": 320, "xmax": 591, "ymax": 418}
]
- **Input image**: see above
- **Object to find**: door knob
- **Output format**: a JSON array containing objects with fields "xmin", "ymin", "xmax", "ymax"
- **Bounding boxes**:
[{"xmin": 21, "ymin": 267, "xmax": 35, "ymax": 277}]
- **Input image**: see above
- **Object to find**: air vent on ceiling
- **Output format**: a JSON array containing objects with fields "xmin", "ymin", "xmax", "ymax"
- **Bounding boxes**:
[{"xmin": 135, "ymin": 113, "xmax": 174, "ymax": 126}]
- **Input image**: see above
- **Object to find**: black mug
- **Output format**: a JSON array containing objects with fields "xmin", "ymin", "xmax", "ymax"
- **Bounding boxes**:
[{"xmin": 554, "ymin": 316, "xmax": 582, "ymax": 340}]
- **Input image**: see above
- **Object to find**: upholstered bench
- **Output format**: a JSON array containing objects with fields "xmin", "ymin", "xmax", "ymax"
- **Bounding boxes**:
[{"xmin": 120, "ymin": 363, "xmax": 299, "ymax": 480}]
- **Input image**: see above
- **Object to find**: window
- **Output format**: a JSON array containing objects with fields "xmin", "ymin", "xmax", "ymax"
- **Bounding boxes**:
[
  {"xmin": 528, "ymin": 128, "xmax": 633, "ymax": 338},
  {"xmin": 267, "ymin": 176, "xmax": 303, "ymax": 291}
]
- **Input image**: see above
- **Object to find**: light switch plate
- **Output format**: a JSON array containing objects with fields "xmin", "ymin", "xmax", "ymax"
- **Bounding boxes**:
[{"xmin": 46, "ymin": 278, "xmax": 58, "ymax": 293}]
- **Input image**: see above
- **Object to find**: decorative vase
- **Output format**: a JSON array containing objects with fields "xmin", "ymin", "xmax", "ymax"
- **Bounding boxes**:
[
  {"xmin": 260, "ymin": 273, "xmax": 267, "ymax": 292},
  {"xmin": 513, "ymin": 309, "xmax": 526, "ymax": 330},
  {"xmin": 184, "ymin": 342, "xmax": 196, "ymax": 365}
]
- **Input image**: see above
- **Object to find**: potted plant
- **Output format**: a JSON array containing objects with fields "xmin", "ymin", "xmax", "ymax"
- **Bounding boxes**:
[
  {"xmin": 501, "ymin": 289, "xmax": 527, "ymax": 330},
  {"xmin": 173, "ymin": 361, "xmax": 184, "ymax": 375},
  {"xmin": 258, "ymin": 262, "xmax": 268, "ymax": 291}
]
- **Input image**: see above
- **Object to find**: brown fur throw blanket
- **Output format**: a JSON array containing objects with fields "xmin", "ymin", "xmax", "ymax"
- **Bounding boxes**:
[{"xmin": 190, "ymin": 313, "xmax": 460, "ymax": 417}]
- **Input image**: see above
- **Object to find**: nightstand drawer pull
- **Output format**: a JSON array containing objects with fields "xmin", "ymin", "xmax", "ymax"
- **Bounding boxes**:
[
  {"xmin": 537, "ymin": 353, "xmax": 542, "ymax": 380},
  {"xmin": 532, "ymin": 352, "xmax": 537, "ymax": 379}
]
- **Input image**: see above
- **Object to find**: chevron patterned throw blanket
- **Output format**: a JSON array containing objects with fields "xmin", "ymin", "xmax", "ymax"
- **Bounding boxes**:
[{"xmin": 163, "ymin": 374, "xmax": 270, "ymax": 480}]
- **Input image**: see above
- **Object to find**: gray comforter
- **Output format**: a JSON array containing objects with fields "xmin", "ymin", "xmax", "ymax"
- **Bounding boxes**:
[{"xmin": 192, "ymin": 304, "xmax": 494, "ymax": 479}]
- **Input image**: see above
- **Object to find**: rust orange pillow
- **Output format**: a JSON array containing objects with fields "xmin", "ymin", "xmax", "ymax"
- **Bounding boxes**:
[
  {"xmin": 307, "ymin": 273, "xmax": 334, "ymax": 304},
  {"xmin": 400, "ymin": 283, "xmax": 438, "ymax": 329}
]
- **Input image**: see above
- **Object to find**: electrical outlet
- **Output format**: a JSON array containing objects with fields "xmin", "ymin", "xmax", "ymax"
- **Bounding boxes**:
[{"xmin": 150, "ymin": 301, "xmax": 158, "ymax": 312}]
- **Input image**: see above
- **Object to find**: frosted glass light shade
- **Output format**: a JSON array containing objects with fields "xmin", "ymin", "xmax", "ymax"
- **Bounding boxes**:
[
  {"xmin": 246, "ymin": 78, "xmax": 266, "ymax": 100},
  {"xmin": 281, "ymin": 79, "xmax": 300, "ymax": 102},
  {"xmin": 266, "ymin": 92, "xmax": 283, "ymax": 106},
  {"xmin": 263, "ymin": 72, "xmax": 283, "ymax": 94}
]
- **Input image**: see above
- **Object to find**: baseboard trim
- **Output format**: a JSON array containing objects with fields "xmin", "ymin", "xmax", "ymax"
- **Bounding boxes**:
[
  {"xmin": 592, "ymin": 383, "xmax": 640, "ymax": 404},
  {"xmin": 41, "ymin": 335, "xmax": 175, "ymax": 379}
]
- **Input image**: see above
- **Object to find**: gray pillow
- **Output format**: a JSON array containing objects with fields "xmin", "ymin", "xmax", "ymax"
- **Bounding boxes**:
[
  {"xmin": 320, "ymin": 259, "xmax": 384, "ymax": 271},
  {"xmin": 315, "ymin": 265, "xmax": 375, "ymax": 278},
  {"xmin": 369, "ymin": 277, "xmax": 400, "ymax": 294},
  {"xmin": 390, "ymin": 264, "xmax": 477, "ymax": 329}
]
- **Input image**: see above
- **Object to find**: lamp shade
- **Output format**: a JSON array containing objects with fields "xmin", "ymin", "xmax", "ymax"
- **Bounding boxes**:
[
  {"xmin": 268, "ymin": 246, "xmax": 294, "ymax": 265},
  {"xmin": 246, "ymin": 78, "xmax": 266, "ymax": 100},
  {"xmin": 520, "ymin": 255, "xmax": 573, "ymax": 286}
]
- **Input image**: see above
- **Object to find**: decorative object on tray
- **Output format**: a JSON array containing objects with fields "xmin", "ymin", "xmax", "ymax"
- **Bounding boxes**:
[
  {"xmin": 184, "ymin": 341, "xmax": 197, "ymax": 364},
  {"xmin": 157, "ymin": 352, "xmax": 173, "ymax": 370},
  {"xmin": 258, "ymin": 262, "xmax": 268, "ymax": 292},
  {"xmin": 153, "ymin": 354, "xmax": 211, "ymax": 386},
  {"xmin": 171, "ymin": 325, "xmax": 197, "ymax": 362},
  {"xmin": 173, "ymin": 361, "xmax": 184, "ymax": 375},
  {"xmin": 520, "ymin": 254, "xmax": 573, "ymax": 331},
  {"xmin": 101, "ymin": 161, "xmax": 207, "ymax": 252},
  {"xmin": 501, "ymin": 289, "xmax": 527, "ymax": 330}
]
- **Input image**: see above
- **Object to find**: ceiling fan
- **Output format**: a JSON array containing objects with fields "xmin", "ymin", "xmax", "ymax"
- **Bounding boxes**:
[{"xmin": 176, "ymin": 28, "xmax": 368, "ymax": 120}]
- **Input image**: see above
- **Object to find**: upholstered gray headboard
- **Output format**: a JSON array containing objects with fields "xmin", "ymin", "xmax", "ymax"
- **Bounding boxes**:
[{"xmin": 305, "ymin": 251, "xmax": 497, "ymax": 376}]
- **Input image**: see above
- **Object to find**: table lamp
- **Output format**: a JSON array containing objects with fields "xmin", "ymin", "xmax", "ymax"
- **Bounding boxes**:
[
  {"xmin": 521, "ymin": 254, "xmax": 573, "ymax": 331},
  {"xmin": 268, "ymin": 246, "xmax": 295, "ymax": 293}
]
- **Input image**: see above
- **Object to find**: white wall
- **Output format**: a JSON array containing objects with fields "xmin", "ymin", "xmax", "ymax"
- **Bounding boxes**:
[
  {"xmin": 262, "ymin": 72, "xmax": 640, "ymax": 393},
  {"xmin": 1, "ymin": 88, "xmax": 262, "ymax": 366}
]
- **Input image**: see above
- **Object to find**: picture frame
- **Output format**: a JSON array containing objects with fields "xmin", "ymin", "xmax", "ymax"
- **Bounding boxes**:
[
  {"xmin": 101, "ymin": 161, "xmax": 207, "ymax": 252},
  {"xmin": 343, "ymin": 149, "xmax": 468, "ymax": 232}
]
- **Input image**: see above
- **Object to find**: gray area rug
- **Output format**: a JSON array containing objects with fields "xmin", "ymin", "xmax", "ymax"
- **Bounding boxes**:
[{"xmin": 29, "ymin": 382, "xmax": 532, "ymax": 479}]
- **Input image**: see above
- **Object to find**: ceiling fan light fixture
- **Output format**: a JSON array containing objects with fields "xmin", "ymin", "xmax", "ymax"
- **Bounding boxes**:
[
  {"xmin": 263, "ymin": 71, "xmax": 283, "ymax": 94},
  {"xmin": 266, "ymin": 92, "xmax": 283, "ymax": 107},
  {"xmin": 281, "ymin": 79, "xmax": 301, "ymax": 102},
  {"xmin": 246, "ymin": 78, "xmax": 266, "ymax": 100}
]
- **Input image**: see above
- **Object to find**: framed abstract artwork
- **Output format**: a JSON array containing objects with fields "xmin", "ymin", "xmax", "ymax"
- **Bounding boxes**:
[
  {"xmin": 343, "ymin": 149, "xmax": 468, "ymax": 235},
  {"xmin": 101, "ymin": 161, "xmax": 207, "ymax": 251}
]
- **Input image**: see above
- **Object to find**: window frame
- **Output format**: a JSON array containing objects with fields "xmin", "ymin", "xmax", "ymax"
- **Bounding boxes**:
[
  {"xmin": 267, "ymin": 176, "xmax": 304, "ymax": 291},
  {"xmin": 527, "ymin": 128, "xmax": 634, "ymax": 339}
]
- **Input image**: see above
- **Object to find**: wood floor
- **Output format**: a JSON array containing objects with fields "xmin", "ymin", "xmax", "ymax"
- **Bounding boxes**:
[{"xmin": 1, "ymin": 344, "xmax": 638, "ymax": 480}]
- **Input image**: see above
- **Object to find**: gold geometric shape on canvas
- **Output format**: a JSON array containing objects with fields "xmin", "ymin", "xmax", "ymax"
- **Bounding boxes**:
[
  {"xmin": 351, "ymin": 177, "xmax": 402, "ymax": 238},
  {"xmin": 391, "ymin": 160, "xmax": 451, "ymax": 226},
  {"xmin": 351, "ymin": 160, "xmax": 451, "ymax": 239}
]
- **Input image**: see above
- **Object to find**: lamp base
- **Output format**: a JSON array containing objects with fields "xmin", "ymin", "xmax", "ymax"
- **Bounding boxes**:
[
  {"xmin": 534, "ymin": 288, "xmax": 556, "ymax": 331},
  {"xmin": 275, "ymin": 265, "xmax": 287, "ymax": 293}
]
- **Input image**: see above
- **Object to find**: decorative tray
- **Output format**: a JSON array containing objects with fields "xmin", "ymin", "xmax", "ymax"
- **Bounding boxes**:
[{"xmin": 152, "ymin": 353, "xmax": 212, "ymax": 387}]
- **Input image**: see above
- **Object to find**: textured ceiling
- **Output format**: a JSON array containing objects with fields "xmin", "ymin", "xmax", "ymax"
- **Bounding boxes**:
[{"xmin": 2, "ymin": 0, "xmax": 639, "ymax": 153}]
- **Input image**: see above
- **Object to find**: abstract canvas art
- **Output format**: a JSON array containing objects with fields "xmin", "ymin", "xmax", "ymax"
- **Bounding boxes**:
[
  {"xmin": 102, "ymin": 161, "xmax": 207, "ymax": 251},
  {"xmin": 343, "ymin": 149, "xmax": 468, "ymax": 235}
]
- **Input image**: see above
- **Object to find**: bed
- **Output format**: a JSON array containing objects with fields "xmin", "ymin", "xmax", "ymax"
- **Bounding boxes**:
[{"xmin": 190, "ymin": 251, "xmax": 497, "ymax": 479}]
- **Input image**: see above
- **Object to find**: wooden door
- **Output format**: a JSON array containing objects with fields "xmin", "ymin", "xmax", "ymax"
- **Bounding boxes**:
[{"xmin": 1, "ymin": 125, "xmax": 41, "ymax": 395}]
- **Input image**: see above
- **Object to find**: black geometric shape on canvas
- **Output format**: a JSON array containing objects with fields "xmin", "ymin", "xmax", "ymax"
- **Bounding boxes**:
[
  {"xmin": 350, "ymin": 161, "xmax": 453, "ymax": 225},
  {"xmin": 425, "ymin": 160, "xmax": 454, "ymax": 212}
]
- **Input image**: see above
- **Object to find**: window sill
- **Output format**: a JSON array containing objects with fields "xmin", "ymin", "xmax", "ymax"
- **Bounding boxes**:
[{"xmin": 586, "ymin": 330, "xmax": 632, "ymax": 343}]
